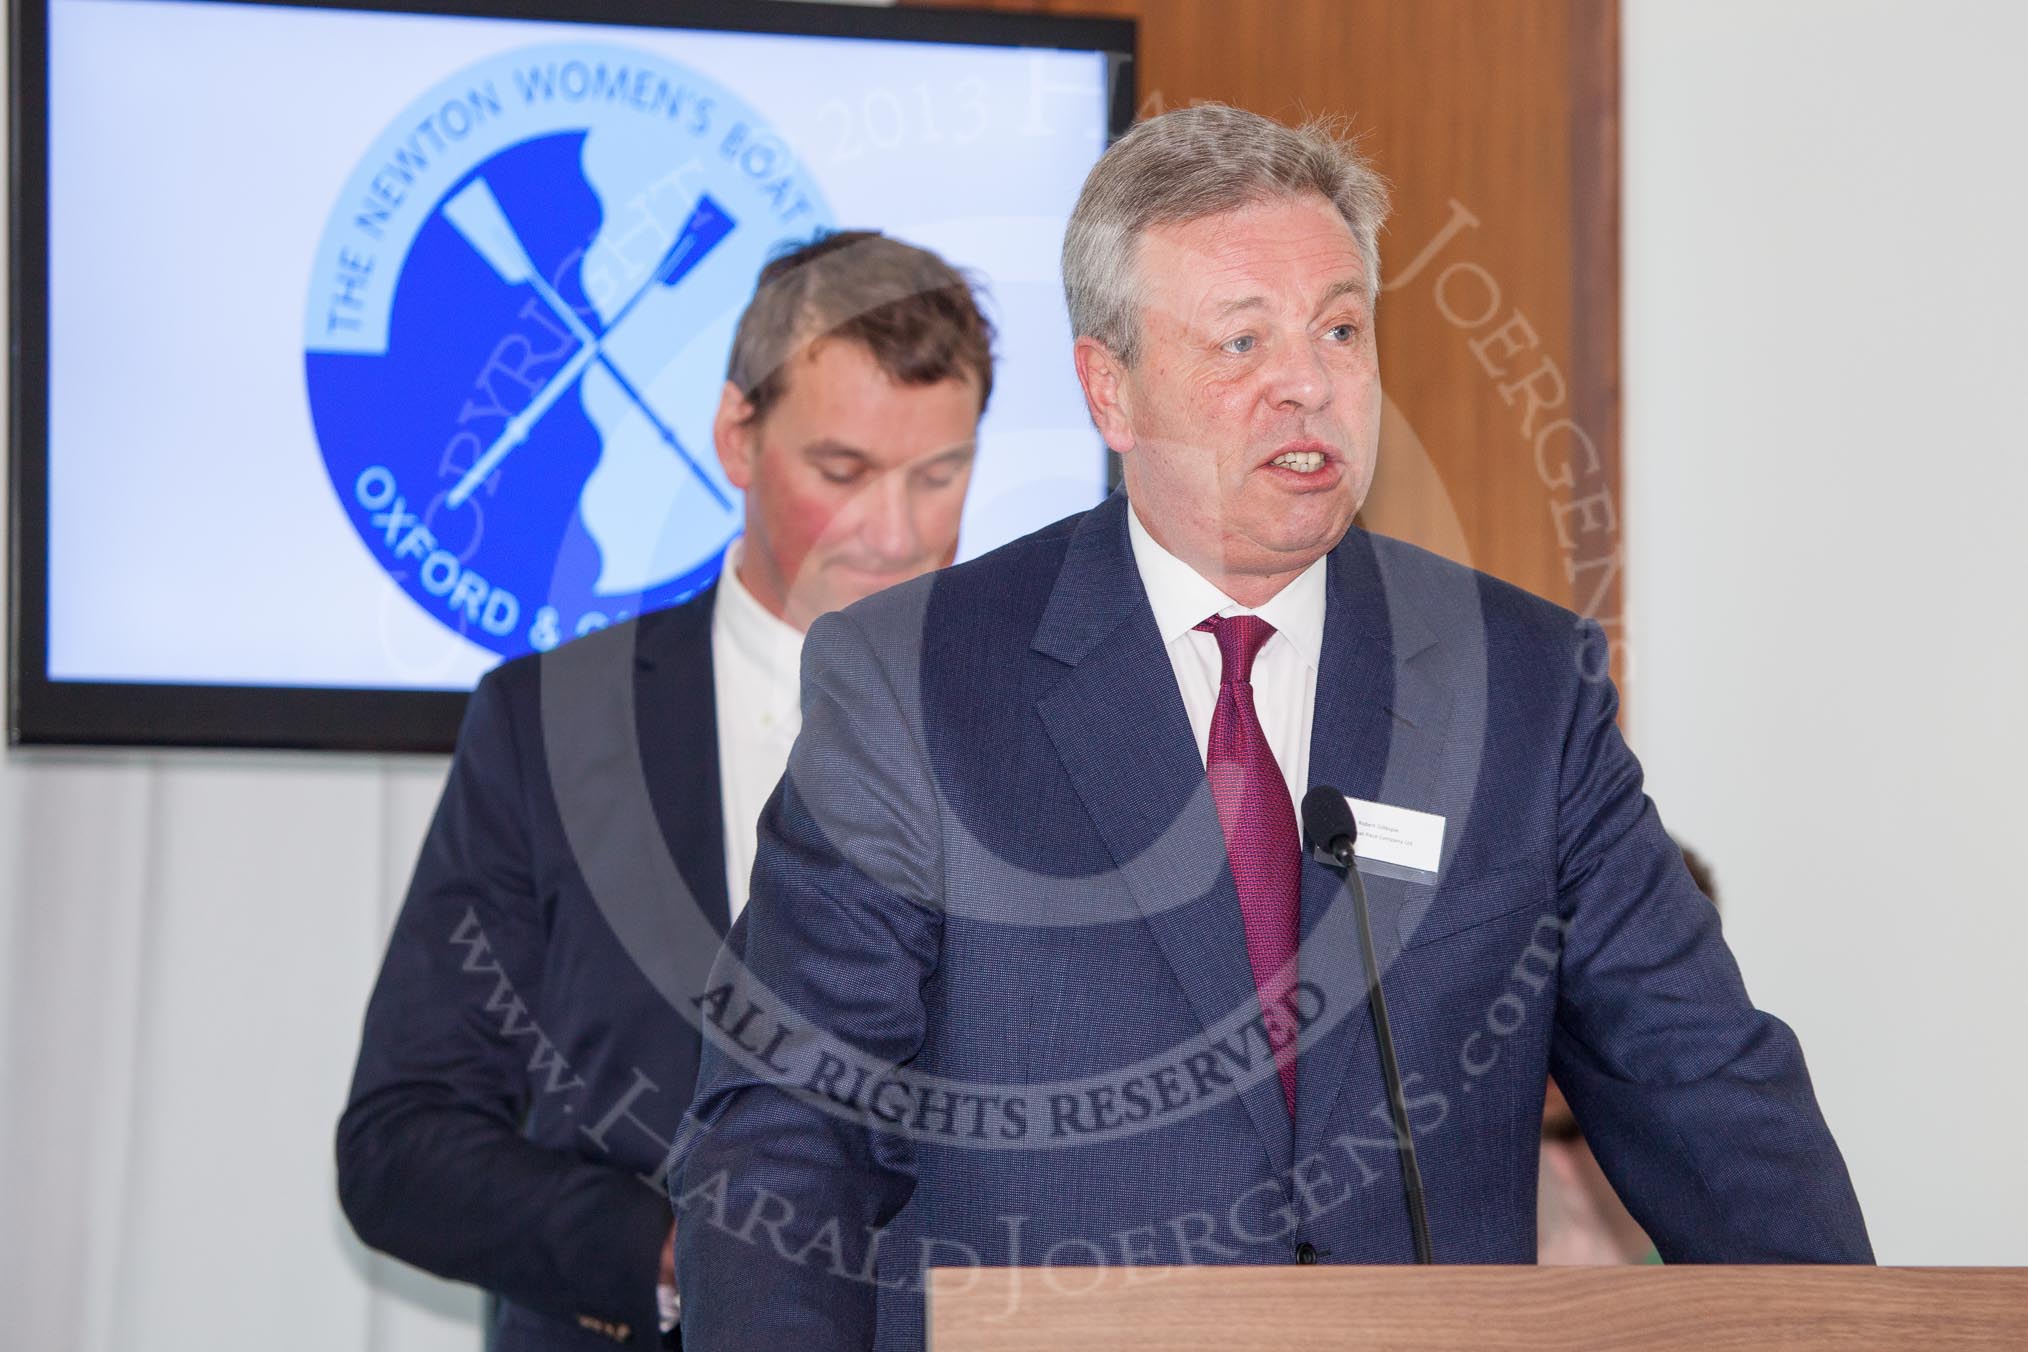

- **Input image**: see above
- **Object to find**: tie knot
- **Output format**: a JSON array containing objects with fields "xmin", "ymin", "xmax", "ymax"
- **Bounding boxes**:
[{"xmin": 1195, "ymin": 613, "xmax": 1276, "ymax": 686}]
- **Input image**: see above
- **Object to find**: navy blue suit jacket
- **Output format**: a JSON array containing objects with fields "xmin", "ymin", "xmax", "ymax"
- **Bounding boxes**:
[
  {"xmin": 340, "ymin": 591, "xmax": 726, "ymax": 1349},
  {"xmin": 672, "ymin": 495, "xmax": 1871, "ymax": 1350}
]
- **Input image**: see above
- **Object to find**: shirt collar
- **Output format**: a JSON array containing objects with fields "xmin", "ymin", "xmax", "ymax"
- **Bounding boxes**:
[
  {"xmin": 1126, "ymin": 499, "xmax": 1327, "ymax": 672},
  {"xmin": 715, "ymin": 538, "xmax": 806, "ymax": 680}
]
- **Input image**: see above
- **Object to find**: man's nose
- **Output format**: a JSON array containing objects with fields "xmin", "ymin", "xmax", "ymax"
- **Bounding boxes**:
[
  {"xmin": 858, "ymin": 470, "xmax": 921, "ymax": 563},
  {"xmin": 1264, "ymin": 334, "xmax": 1332, "ymax": 411}
]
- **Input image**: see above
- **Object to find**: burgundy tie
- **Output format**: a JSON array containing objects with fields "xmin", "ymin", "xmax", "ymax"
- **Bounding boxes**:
[{"xmin": 1195, "ymin": 613, "xmax": 1301, "ymax": 1116}]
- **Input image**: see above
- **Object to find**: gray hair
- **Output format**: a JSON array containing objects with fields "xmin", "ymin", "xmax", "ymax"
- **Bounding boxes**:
[{"xmin": 1062, "ymin": 104, "xmax": 1391, "ymax": 365}]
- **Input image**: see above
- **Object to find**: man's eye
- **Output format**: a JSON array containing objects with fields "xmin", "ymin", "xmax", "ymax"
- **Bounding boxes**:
[
  {"xmin": 913, "ymin": 453, "xmax": 975, "ymax": 490},
  {"xmin": 820, "ymin": 465, "xmax": 863, "ymax": 485},
  {"xmin": 1222, "ymin": 335, "xmax": 1256, "ymax": 355},
  {"xmin": 1326, "ymin": 323, "xmax": 1358, "ymax": 342}
]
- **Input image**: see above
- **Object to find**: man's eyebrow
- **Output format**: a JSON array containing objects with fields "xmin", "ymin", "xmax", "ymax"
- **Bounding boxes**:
[
  {"xmin": 1207, "ymin": 278, "xmax": 1370, "ymax": 324},
  {"xmin": 1316, "ymin": 277, "xmax": 1371, "ymax": 312}
]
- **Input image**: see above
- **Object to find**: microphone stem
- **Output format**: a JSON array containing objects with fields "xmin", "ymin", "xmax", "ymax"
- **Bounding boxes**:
[{"xmin": 1345, "ymin": 860, "xmax": 1435, "ymax": 1264}]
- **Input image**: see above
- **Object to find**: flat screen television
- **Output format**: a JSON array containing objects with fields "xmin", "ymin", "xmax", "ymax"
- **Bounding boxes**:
[{"xmin": 8, "ymin": 0, "xmax": 1134, "ymax": 751}]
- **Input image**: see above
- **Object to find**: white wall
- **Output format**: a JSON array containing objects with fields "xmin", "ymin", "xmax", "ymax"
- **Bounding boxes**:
[
  {"xmin": 1625, "ymin": 0, "xmax": 2028, "ymax": 1262},
  {"xmin": 0, "ymin": 750, "xmax": 482, "ymax": 1351}
]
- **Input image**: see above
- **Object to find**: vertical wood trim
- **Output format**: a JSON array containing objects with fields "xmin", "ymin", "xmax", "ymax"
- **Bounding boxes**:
[{"xmin": 1568, "ymin": 0, "xmax": 1627, "ymax": 691}]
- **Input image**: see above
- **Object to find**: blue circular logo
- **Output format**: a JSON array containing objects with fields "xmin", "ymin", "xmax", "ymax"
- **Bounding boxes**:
[{"xmin": 305, "ymin": 44, "xmax": 833, "ymax": 658}]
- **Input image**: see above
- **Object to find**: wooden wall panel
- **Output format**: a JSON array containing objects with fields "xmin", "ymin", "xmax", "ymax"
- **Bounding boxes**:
[{"xmin": 913, "ymin": 0, "xmax": 1623, "ymax": 656}]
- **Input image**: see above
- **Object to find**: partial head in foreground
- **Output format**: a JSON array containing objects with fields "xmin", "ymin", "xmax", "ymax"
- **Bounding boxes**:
[
  {"xmin": 715, "ymin": 230, "xmax": 994, "ymax": 630},
  {"xmin": 1064, "ymin": 104, "xmax": 1391, "ymax": 605}
]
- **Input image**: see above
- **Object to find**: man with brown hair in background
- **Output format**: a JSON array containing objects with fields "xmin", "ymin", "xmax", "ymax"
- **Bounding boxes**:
[{"xmin": 338, "ymin": 231, "xmax": 995, "ymax": 1350}]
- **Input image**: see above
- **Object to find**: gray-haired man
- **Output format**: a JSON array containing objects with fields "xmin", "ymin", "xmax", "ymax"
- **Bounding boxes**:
[{"xmin": 672, "ymin": 105, "xmax": 1869, "ymax": 1352}]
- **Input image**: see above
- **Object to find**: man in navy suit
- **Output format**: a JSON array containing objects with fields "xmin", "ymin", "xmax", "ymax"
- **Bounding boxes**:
[
  {"xmin": 671, "ymin": 105, "xmax": 1872, "ymax": 1350},
  {"xmin": 337, "ymin": 231, "xmax": 995, "ymax": 1350}
]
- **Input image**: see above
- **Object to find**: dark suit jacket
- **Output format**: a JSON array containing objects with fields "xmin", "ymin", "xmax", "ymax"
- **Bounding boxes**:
[
  {"xmin": 340, "ymin": 590, "xmax": 728, "ymax": 1350},
  {"xmin": 672, "ymin": 494, "xmax": 1871, "ymax": 1351}
]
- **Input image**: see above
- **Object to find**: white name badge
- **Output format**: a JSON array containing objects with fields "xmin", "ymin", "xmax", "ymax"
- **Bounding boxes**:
[{"xmin": 1342, "ymin": 795, "xmax": 1446, "ymax": 883}]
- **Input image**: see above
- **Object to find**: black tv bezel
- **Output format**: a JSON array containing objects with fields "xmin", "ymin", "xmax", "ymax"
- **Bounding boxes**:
[{"xmin": 7, "ymin": 0, "xmax": 1135, "ymax": 753}]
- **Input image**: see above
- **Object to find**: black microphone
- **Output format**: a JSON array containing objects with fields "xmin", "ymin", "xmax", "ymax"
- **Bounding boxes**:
[
  {"xmin": 1301, "ymin": 786, "xmax": 1434, "ymax": 1265},
  {"xmin": 1303, "ymin": 785, "xmax": 1359, "ymax": 868}
]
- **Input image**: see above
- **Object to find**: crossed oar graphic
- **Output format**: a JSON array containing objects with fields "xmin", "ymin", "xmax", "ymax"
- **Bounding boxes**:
[{"xmin": 441, "ymin": 176, "xmax": 736, "ymax": 511}]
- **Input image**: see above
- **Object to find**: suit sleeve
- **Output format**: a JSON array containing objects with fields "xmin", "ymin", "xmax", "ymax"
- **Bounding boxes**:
[
  {"xmin": 672, "ymin": 609, "xmax": 946, "ymax": 1351},
  {"xmin": 1546, "ymin": 622, "xmax": 1873, "ymax": 1262},
  {"xmin": 336, "ymin": 670, "xmax": 672, "ymax": 1344}
]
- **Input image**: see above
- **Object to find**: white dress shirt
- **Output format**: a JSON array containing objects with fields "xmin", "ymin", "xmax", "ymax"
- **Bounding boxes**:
[
  {"xmin": 709, "ymin": 541, "xmax": 805, "ymax": 923},
  {"xmin": 1125, "ymin": 503, "xmax": 1327, "ymax": 824}
]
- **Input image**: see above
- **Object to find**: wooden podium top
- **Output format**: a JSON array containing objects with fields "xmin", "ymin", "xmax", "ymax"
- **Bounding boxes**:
[{"xmin": 927, "ymin": 1265, "xmax": 2028, "ymax": 1351}]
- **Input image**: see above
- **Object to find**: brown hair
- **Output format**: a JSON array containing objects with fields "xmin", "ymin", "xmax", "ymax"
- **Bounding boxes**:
[{"xmin": 726, "ymin": 230, "xmax": 995, "ymax": 424}]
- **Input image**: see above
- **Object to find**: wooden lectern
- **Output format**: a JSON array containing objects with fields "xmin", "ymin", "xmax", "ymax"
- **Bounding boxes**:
[{"xmin": 927, "ymin": 1265, "xmax": 2028, "ymax": 1350}]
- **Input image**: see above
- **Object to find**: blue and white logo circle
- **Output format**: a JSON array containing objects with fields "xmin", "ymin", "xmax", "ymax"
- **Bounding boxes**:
[{"xmin": 305, "ymin": 44, "xmax": 833, "ymax": 658}]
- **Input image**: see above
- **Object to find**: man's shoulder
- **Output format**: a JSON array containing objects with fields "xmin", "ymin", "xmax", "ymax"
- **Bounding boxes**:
[
  {"xmin": 461, "ymin": 590, "xmax": 716, "ymax": 752},
  {"xmin": 1355, "ymin": 527, "xmax": 1592, "ymax": 644},
  {"xmin": 830, "ymin": 505, "xmax": 1088, "ymax": 645},
  {"xmin": 1350, "ymin": 528, "xmax": 1609, "ymax": 715},
  {"xmin": 482, "ymin": 590, "xmax": 712, "ymax": 688}
]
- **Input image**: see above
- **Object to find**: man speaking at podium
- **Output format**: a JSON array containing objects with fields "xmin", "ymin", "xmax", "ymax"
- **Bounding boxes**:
[
  {"xmin": 338, "ymin": 231, "xmax": 994, "ymax": 1350},
  {"xmin": 672, "ymin": 106, "xmax": 1871, "ymax": 1350}
]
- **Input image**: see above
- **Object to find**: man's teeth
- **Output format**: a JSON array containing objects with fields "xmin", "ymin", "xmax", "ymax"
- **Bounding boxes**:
[{"xmin": 1271, "ymin": 450, "xmax": 1325, "ymax": 472}]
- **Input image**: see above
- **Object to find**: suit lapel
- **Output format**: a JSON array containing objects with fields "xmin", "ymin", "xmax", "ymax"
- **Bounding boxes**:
[
  {"xmin": 536, "ymin": 587, "xmax": 730, "ymax": 1015},
  {"xmin": 1293, "ymin": 532, "xmax": 1455, "ymax": 1157},
  {"xmin": 1033, "ymin": 495, "xmax": 1295, "ymax": 1178},
  {"xmin": 635, "ymin": 589, "xmax": 732, "ymax": 939}
]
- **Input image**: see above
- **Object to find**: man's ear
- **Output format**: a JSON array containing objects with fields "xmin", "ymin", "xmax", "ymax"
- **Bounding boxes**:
[
  {"xmin": 1072, "ymin": 336, "xmax": 1136, "ymax": 456},
  {"xmin": 713, "ymin": 381, "xmax": 758, "ymax": 490}
]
